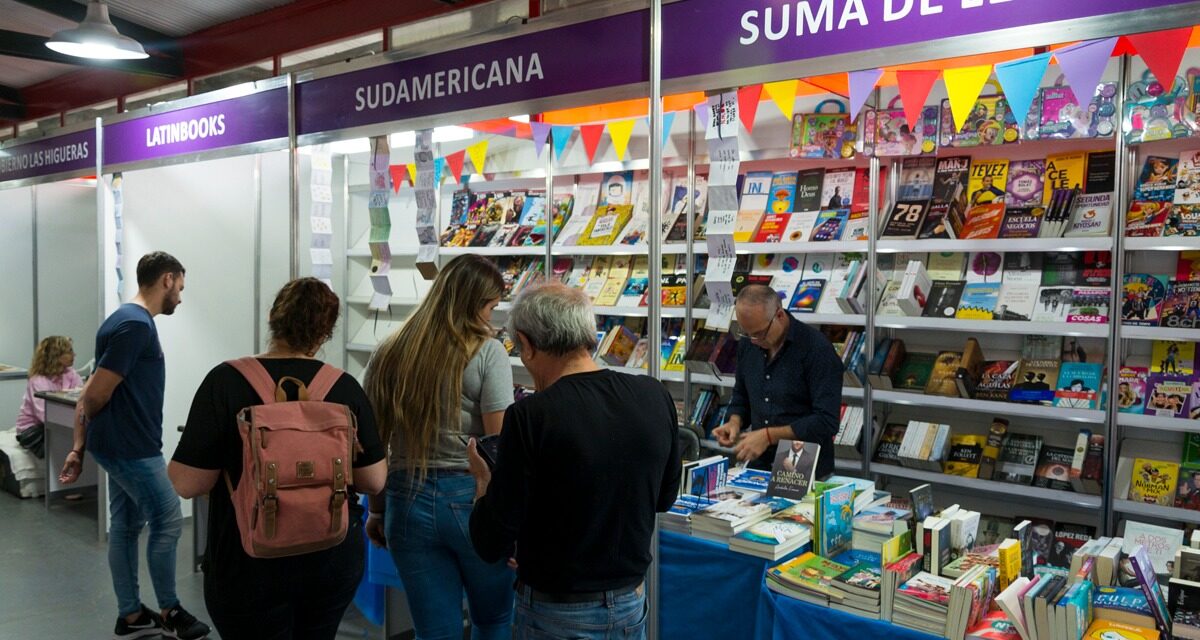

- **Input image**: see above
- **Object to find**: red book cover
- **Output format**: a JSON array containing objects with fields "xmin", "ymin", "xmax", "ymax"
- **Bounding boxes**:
[
  {"xmin": 753, "ymin": 213, "xmax": 791, "ymax": 243},
  {"xmin": 851, "ymin": 166, "xmax": 889, "ymax": 214},
  {"xmin": 961, "ymin": 203, "xmax": 1007, "ymax": 239}
]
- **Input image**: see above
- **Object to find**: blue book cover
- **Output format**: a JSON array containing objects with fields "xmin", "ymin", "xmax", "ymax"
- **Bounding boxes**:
[
  {"xmin": 767, "ymin": 171, "xmax": 799, "ymax": 214},
  {"xmin": 832, "ymin": 548, "xmax": 882, "ymax": 569},
  {"xmin": 788, "ymin": 279, "xmax": 825, "ymax": 313},
  {"xmin": 728, "ymin": 469, "xmax": 772, "ymax": 492},
  {"xmin": 809, "ymin": 209, "xmax": 848, "ymax": 242},
  {"xmin": 819, "ymin": 483, "xmax": 855, "ymax": 557},
  {"xmin": 1054, "ymin": 362, "xmax": 1104, "ymax": 409},
  {"xmin": 1092, "ymin": 586, "xmax": 1153, "ymax": 617},
  {"xmin": 955, "ymin": 282, "xmax": 1002, "ymax": 320}
]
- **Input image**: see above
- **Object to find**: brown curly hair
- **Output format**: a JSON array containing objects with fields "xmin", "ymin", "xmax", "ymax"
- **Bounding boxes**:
[
  {"xmin": 29, "ymin": 336, "xmax": 74, "ymax": 377},
  {"xmin": 268, "ymin": 278, "xmax": 340, "ymax": 355}
]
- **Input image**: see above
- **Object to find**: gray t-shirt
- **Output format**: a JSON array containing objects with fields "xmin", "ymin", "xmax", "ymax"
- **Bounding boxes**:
[{"xmin": 388, "ymin": 338, "xmax": 514, "ymax": 470}]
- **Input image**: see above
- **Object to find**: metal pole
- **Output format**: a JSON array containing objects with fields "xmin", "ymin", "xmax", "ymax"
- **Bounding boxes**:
[
  {"xmin": 95, "ymin": 117, "xmax": 105, "ymax": 324},
  {"xmin": 288, "ymin": 73, "xmax": 300, "ymax": 279},
  {"xmin": 863, "ymin": 154, "xmax": 880, "ymax": 478},
  {"xmin": 30, "ymin": 184, "xmax": 38, "ymax": 345},
  {"xmin": 253, "ymin": 154, "xmax": 262, "ymax": 352},
  {"xmin": 646, "ymin": 0, "xmax": 663, "ymax": 638},
  {"xmin": 682, "ymin": 107, "xmax": 697, "ymax": 438},
  {"xmin": 545, "ymin": 129, "xmax": 555, "ymax": 280},
  {"xmin": 341, "ymin": 153, "xmax": 351, "ymax": 371}
]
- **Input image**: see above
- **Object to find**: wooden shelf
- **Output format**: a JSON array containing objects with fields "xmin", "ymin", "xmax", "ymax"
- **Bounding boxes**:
[
  {"xmin": 873, "ymin": 464, "xmax": 1103, "ymax": 510},
  {"xmin": 872, "ymin": 389, "xmax": 1107, "ymax": 424}
]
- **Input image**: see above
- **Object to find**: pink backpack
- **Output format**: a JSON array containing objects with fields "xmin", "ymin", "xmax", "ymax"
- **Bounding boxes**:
[{"xmin": 225, "ymin": 357, "xmax": 360, "ymax": 559}]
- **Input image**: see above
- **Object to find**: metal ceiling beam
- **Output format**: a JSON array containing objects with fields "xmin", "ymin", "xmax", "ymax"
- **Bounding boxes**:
[
  {"xmin": 0, "ymin": 83, "xmax": 20, "ymax": 104},
  {"xmin": 0, "ymin": 29, "xmax": 183, "ymax": 78},
  {"xmin": 11, "ymin": 0, "xmax": 180, "ymax": 56}
]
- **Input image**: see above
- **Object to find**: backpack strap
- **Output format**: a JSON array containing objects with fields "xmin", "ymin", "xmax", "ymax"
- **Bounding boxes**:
[
  {"xmin": 306, "ymin": 364, "xmax": 343, "ymax": 402},
  {"xmin": 227, "ymin": 357, "xmax": 278, "ymax": 405}
]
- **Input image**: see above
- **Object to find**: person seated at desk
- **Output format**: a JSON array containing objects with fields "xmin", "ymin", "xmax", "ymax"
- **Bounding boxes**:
[{"xmin": 14, "ymin": 336, "xmax": 83, "ymax": 459}]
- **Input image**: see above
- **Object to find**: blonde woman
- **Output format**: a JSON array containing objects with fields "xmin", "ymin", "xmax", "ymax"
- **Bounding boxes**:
[
  {"xmin": 15, "ymin": 336, "xmax": 83, "ymax": 458},
  {"xmin": 364, "ymin": 255, "xmax": 515, "ymax": 640}
]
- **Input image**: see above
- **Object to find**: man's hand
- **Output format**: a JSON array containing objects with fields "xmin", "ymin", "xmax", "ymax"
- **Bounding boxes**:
[
  {"xmin": 712, "ymin": 421, "xmax": 741, "ymax": 447},
  {"xmin": 59, "ymin": 450, "xmax": 83, "ymax": 485},
  {"xmin": 733, "ymin": 428, "xmax": 771, "ymax": 462},
  {"xmin": 467, "ymin": 438, "xmax": 492, "ymax": 501},
  {"xmin": 365, "ymin": 514, "xmax": 387, "ymax": 549}
]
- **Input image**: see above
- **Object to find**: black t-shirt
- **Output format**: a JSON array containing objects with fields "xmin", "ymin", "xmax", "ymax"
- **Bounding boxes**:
[
  {"xmin": 173, "ymin": 358, "xmax": 385, "ymax": 578},
  {"xmin": 469, "ymin": 369, "xmax": 681, "ymax": 593}
]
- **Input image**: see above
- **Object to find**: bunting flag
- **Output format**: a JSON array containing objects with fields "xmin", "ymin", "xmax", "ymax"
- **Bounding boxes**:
[
  {"xmin": 662, "ymin": 111, "xmax": 677, "ymax": 148},
  {"xmin": 1053, "ymin": 37, "xmax": 1118, "ymax": 106},
  {"xmin": 445, "ymin": 150, "xmax": 466, "ymax": 184},
  {"xmin": 607, "ymin": 119, "xmax": 636, "ymax": 160},
  {"xmin": 994, "ymin": 52, "xmax": 1053, "ymax": 130},
  {"xmin": 466, "ymin": 140, "xmax": 489, "ymax": 175},
  {"xmin": 579, "ymin": 123, "xmax": 605, "ymax": 164},
  {"xmin": 387, "ymin": 165, "xmax": 406, "ymax": 193},
  {"xmin": 551, "ymin": 125, "xmax": 573, "ymax": 160},
  {"xmin": 1112, "ymin": 36, "xmax": 1137, "ymax": 57},
  {"xmin": 763, "ymin": 79, "xmax": 799, "ymax": 121},
  {"xmin": 943, "ymin": 65, "xmax": 994, "ymax": 133},
  {"xmin": 433, "ymin": 157, "xmax": 445, "ymax": 186},
  {"xmin": 895, "ymin": 70, "xmax": 942, "ymax": 129},
  {"xmin": 1126, "ymin": 27, "xmax": 1193, "ymax": 93},
  {"xmin": 693, "ymin": 101, "xmax": 711, "ymax": 133},
  {"xmin": 406, "ymin": 163, "xmax": 416, "ymax": 185},
  {"xmin": 847, "ymin": 68, "xmax": 884, "ymax": 121},
  {"xmin": 530, "ymin": 121, "xmax": 552, "ymax": 158},
  {"xmin": 737, "ymin": 84, "xmax": 763, "ymax": 132}
]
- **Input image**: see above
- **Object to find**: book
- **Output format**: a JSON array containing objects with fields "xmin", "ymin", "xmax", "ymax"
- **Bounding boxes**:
[
  {"xmin": 1093, "ymin": 585, "xmax": 1158, "ymax": 630},
  {"xmin": 1043, "ymin": 151, "xmax": 1087, "ymax": 205},
  {"xmin": 766, "ymin": 171, "xmax": 798, "ymax": 214},
  {"xmin": 1031, "ymin": 286, "xmax": 1074, "ymax": 322},
  {"xmin": 898, "ymin": 157, "xmax": 937, "ymax": 201},
  {"xmin": 957, "ymin": 282, "xmax": 1002, "ymax": 320},
  {"xmin": 809, "ymin": 209, "xmax": 848, "ymax": 241},
  {"xmin": 766, "ymin": 441, "xmax": 821, "ymax": 500},
  {"xmin": 1009, "ymin": 359, "xmax": 1061, "ymax": 405},
  {"xmin": 578, "ymin": 204, "xmax": 633, "ymax": 245},
  {"xmin": 794, "ymin": 168, "xmax": 826, "ymax": 212},
  {"xmin": 1067, "ymin": 192, "xmax": 1114, "ymax": 237},
  {"xmin": 909, "ymin": 484, "xmax": 935, "ymax": 521},
  {"xmin": 1176, "ymin": 150, "xmax": 1200, "ymax": 205},
  {"xmin": 1143, "ymin": 374, "xmax": 1191, "ymax": 418},
  {"xmin": 1032, "ymin": 446, "xmax": 1075, "ymax": 491},
  {"xmin": 1134, "ymin": 155, "xmax": 1179, "ymax": 202},
  {"xmin": 1166, "ymin": 204, "xmax": 1200, "ymax": 237},
  {"xmin": 961, "ymin": 202, "xmax": 1007, "ymax": 239},
  {"xmin": 1161, "ymin": 281, "xmax": 1200, "ymax": 329},
  {"xmin": 976, "ymin": 361, "xmax": 1019, "ymax": 401},
  {"xmin": 873, "ymin": 423, "xmax": 909, "ymax": 464},
  {"xmin": 1123, "ymin": 521, "xmax": 1185, "ymax": 578},
  {"xmin": 934, "ymin": 155, "xmax": 972, "ymax": 211},
  {"xmin": 928, "ymin": 252, "xmax": 967, "ymax": 280},
  {"xmin": 968, "ymin": 159, "xmax": 1010, "ymax": 207},
  {"xmin": 917, "ymin": 202, "xmax": 954, "ymax": 239},
  {"xmin": 1086, "ymin": 150, "xmax": 1118, "ymax": 193},
  {"xmin": 1129, "ymin": 459, "xmax": 1181, "ymax": 506},
  {"xmin": 881, "ymin": 200, "xmax": 932, "ymax": 238},
  {"xmin": 925, "ymin": 350, "xmax": 965, "ymax": 397},
  {"xmin": 1128, "ymin": 544, "xmax": 1172, "ymax": 635},
  {"xmin": 1006, "ymin": 159, "xmax": 1046, "ymax": 208},
  {"xmin": 768, "ymin": 552, "xmax": 851, "ymax": 599},
  {"xmin": 1054, "ymin": 362, "xmax": 1104, "ymax": 409},
  {"xmin": 822, "ymin": 167, "xmax": 856, "ymax": 209},
  {"xmin": 996, "ymin": 253, "xmax": 1044, "ymax": 321},
  {"xmin": 923, "ymin": 280, "xmax": 966, "ymax": 319},
  {"xmin": 1082, "ymin": 619, "xmax": 1161, "ymax": 640},
  {"xmin": 944, "ymin": 435, "xmax": 986, "ymax": 478},
  {"xmin": 752, "ymin": 213, "xmax": 790, "ymax": 243},
  {"xmin": 1118, "ymin": 367, "xmax": 1149, "ymax": 414},
  {"xmin": 1125, "ymin": 201, "xmax": 1172, "ymax": 237},
  {"xmin": 995, "ymin": 434, "xmax": 1044, "ymax": 485},
  {"xmin": 818, "ymin": 482, "xmax": 856, "ymax": 557},
  {"xmin": 894, "ymin": 352, "xmax": 937, "ymax": 391},
  {"xmin": 998, "ymin": 206, "xmax": 1045, "ymax": 239},
  {"xmin": 1122, "ymin": 274, "xmax": 1169, "ymax": 326},
  {"xmin": 788, "ymin": 279, "xmax": 825, "ymax": 313}
]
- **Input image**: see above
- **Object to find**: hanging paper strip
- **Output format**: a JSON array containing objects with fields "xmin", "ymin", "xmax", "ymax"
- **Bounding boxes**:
[
  {"xmin": 413, "ymin": 129, "xmax": 440, "ymax": 281},
  {"xmin": 111, "ymin": 173, "xmax": 124, "ymax": 300},
  {"xmin": 763, "ymin": 80, "xmax": 799, "ymax": 122},
  {"xmin": 1052, "ymin": 37, "xmax": 1118, "ymax": 106},
  {"xmin": 703, "ymin": 91, "xmax": 740, "ymax": 332},
  {"xmin": 466, "ymin": 139, "xmax": 489, "ymax": 175},
  {"xmin": 994, "ymin": 52, "xmax": 1053, "ymax": 134},
  {"xmin": 365, "ymin": 136, "xmax": 392, "ymax": 306},
  {"xmin": 607, "ymin": 119, "xmax": 636, "ymax": 160},
  {"xmin": 579, "ymin": 124, "xmax": 605, "ymax": 164},
  {"xmin": 943, "ymin": 65, "xmax": 994, "ymax": 133},
  {"xmin": 551, "ymin": 125, "xmax": 574, "ymax": 160},
  {"xmin": 847, "ymin": 68, "xmax": 884, "ymax": 122},
  {"xmin": 530, "ymin": 121, "xmax": 552, "ymax": 158},
  {"xmin": 445, "ymin": 150, "xmax": 466, "ymax": 184},
  {"xmin": 387, "ymin": 165, "xmax": 406, "ymax": 193},
  {"xmin": 895, "ymin": 70, "xmax": 942, "ymax": 129},
  {"xmin": 737, "ymin": 84, "xmax": 763, "ymax": 132},
  {"xmin": 308, "ymin": 145, "xmax": 335, "ymax": 287},
  {"xmin": 1126, "ymin": 27, "xmax": 1193, "ymax": 93}
]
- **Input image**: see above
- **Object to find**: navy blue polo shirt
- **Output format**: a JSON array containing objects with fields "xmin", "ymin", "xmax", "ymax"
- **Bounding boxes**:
[
  {"xmin": 86, "ymin": 303, "xmax": 166, "ymax": 459},
  {"xmin": 729, "ymin": 315, "xmax": 844, "ymax": 478}
]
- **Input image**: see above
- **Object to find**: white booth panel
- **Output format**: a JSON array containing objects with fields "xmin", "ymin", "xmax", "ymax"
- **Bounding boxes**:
[
  {"xmin": 259, "ymin": 150, "xmax": 292, "ymax": 353},
  {"xmin": 35, "ymin": 181, "xmax": 100, "ymax": 366},
  {"xmin": 0, "ymin": 186, "xmax": 36, "ymax": 421}
]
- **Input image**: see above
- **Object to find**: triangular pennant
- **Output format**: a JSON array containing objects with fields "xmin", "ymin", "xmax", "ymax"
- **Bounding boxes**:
[
  {"xmin": 406, "ymin": 164, "xmax": 416, "ymax": 185},
  {"xmin": 607, "ymin": 119, "xmax": 636, "ymax": 160},
  {"xmin": 445, "ymin": 150, "xmax": 466, "ymax": 183},
  {"xmin": 466, "ymin": 140, "xmax": 489, "ymax": 175},
  {"xmin": 942, "ymin": 65, "xmax": 994, "ymax": 133},
  {"xmin": 579, "ymin": 124, "xmax": 605, "ymax": 164},
  {"xmin": 737, "ymin": 84, "xmax": 763, "ymax": 132},
  {"xmin": 693, "ymin": 102, "xmax": 710, "ymax": 132},
  {"xmin": 1113, "ymin": 36, "xmax": 1137, "ymax": 57},
  {"xmin": 434, "ymin": 157, "xmax": 444, "ymax": 186},
  {"xmin": 1127, "ymin": 27, "xmax": 1193, "ymax": 93},
  {"xmin": 994, "ymin": 52, "xmax": 1052, "ymax": 130},
  {"xmin": 662, "ymin": 111, "xmax": 677, "ymax": 148},
  {"xmin": 1053, "ymin": 37, "xmax": 1118, "ymax": 105},
  {"xmin": 895, "ymin": 70, "xmax": 942, "ymax": 129},
  {"xmin": 387, "ymin": 165, "xmax": 405, "ymax": 193},
  {"xmin": 847, "ymin": 68, "xmax": 884, "ymax": 121},
  {"xmin": 763, "ymin": 79, "xmax": 799, "ymax": 121},
  {"xmin": 551, "ymin": 125, "xmax": 573, "ymax": 160},
  {"xmin": 530, "ymin": 122, "xmax": 552, "ymax": 158}
]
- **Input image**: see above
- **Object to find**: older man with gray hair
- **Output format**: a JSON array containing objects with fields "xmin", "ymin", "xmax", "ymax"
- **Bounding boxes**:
[{"xmin": 468, "ymin": 282, "xmax": 680, "ymax": 640}]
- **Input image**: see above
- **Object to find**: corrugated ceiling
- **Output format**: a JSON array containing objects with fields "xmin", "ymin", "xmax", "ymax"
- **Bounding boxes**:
[{"xmin": 84, "ymin": 0, "xmax": 296, "ymax": 38}]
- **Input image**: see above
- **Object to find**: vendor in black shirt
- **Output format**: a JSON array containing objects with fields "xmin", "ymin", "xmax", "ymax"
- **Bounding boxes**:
[
  {"xmin": 713, "ymin": 284, "xmax": 843, "ymax": 478},
  {"xmin": 468, "ymin": 283, "xmax": 680, "ymax": 640}
]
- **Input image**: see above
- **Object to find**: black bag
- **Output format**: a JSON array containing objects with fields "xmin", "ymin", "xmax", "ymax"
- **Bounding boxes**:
[{"xmin": 16, "ymin": 423, "xmax": 45, "ymax": 459}]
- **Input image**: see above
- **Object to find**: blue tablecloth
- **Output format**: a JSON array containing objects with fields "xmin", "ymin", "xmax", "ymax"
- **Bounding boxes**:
[{"xmin": 763, "ymin": 586, "xmax": 943, "ymax": 640}]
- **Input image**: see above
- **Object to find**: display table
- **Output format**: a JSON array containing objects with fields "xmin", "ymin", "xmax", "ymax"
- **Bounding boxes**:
[
  {"xmin": 36, "ymin": 390, "xmax": 107, "ymax": 542},
  {"xmin": 760, "ymin": 585, "xmax": 943, "ymax": 640}
]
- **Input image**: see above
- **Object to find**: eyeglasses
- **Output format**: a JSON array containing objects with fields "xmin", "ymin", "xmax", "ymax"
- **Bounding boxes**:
[{"xmin": 733, "ymin": 311, "xmax": 777, "ymax": 342}]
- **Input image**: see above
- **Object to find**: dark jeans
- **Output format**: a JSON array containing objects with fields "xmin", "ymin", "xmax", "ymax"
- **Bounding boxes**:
[
  {"xmin": 15, "ymin": 423, "xmax": 44, "ymax": 459},
  {"xmin": 204, "ymin": 518, "xmax": 365, "ymax": 640}
]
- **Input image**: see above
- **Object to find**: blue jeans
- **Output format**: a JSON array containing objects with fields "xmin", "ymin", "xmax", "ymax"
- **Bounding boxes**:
[
  {"xmin": 513, "ymin": 584, "xmax": 647, "ymax": 640},
  {"xmin": 92, "ymin": 452, "xmax": 183, "ymax": 618},
  {"xmin": 385, "ymin": 469, "xmax": 515, "ymax": 640}
]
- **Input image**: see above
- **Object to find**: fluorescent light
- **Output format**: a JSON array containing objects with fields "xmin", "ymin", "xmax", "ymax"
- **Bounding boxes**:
[
  {"xmin": 45, "ymin": 2, "xmax": 148, "ymax": 60},
  {"xmin": 389, "ymin": 131, "xmax": 415, "ymax": 147},
  {"xmin": 508, "ymin": 115, "xmax": 530, "ymax": 123},
  {"xmin": 329, "ymin": 138, "xmax": 370, "ymax": 155},
  {"xmin": 389, "ymin": 126, "xmax": 475, "ymax": 149}
]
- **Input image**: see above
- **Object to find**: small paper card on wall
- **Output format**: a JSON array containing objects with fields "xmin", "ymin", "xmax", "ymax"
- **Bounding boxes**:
[
  {"xmin": 310, "ymin": 248, "xmax": 333, "ymax": 265},
  {"xmin": 369, "ymin": 241, "xmax": 391, "ymax": 274},
  {"xmin": 369, "ymin": 291, "xmax": 391, "ymax": 311},
  {"xmin": 707, "ymin": 281, "xmax": 736, "ymax": 331},
  {"xmin": 705, "ymin": 92, "xmax": 738, "ymax": 140},
  {"xmin": 311, "ymin": 232, "xmax": 332, "ymax": 250},
  {"xmin": 707, "ymin": 255, "xmax": 737, "ymax": 283},
  {"xmin": 311, "ymin": 184, "xmax": 333, "ymax": 204},
  {"xmin": 707, "ymin": 136, "xmax": 741, "ymax": 186},
  {"xmin": 707, "ymin": 234, "xmax": 735, "ymax": 259},
  {"xmin": 416, "ymin": 243, "xmax": 439, "ymax": 280},
  {"xmin": 413, "ymin": 128, "xmax": 440, "ymax": 281},
  {"xmin": 311, "ymin": 216, "xmax": 333, "ymax": 234}
]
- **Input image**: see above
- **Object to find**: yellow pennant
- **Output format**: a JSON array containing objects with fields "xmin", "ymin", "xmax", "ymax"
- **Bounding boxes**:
[
  {"xmin": 406, "ymin": 163, "xmax": 416, "ymax": 184},
  {"xmin": 607, "ymin": 119, "xmax": 637, "ymax": 160},
  {"xmin": 467, "ymin": 140, "xmax": 489, "ymax": 175},
  {"xmin": 763, "ymin": 80, "xmax": 799, "ymax": 120},
  {"xmin": 943, "ymin": 65, "xmax": 994, "ymax": 133}
]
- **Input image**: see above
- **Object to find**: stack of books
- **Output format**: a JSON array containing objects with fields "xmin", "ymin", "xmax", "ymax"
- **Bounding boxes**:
[
  {"xmin": 892, "ymin": 571, "xmax": 954, "ymax": 635},
  {"xmin": 728, "ymin": 501, "xmax": 814, "ymax": 560},
  {"xmin": 660, "ymin": 494, "xmax": 717, "ymax": 535},
  {"xmin": 689, "ymin": 491, "xmax": 784, "ymax": 544},
  {"xmin": 852, "ymin": 503, "xmax": 912, "ymax": 554},
  {"xmin": 831, "ymin": 562, "xmax": 883, "ymax": 619},
  {"xmin": 766, "ymin": 552, "xmax": 851, "ymax": 606}
]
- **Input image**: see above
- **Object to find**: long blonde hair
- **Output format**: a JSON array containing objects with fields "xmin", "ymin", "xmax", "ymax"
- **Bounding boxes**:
[
  {"xmin": 365, "ymin": 255, "xmax": 505, "ymax": 477},
  {"xmin": 30, "ymin": 336, "xmax": 73, "ymax": 378}
]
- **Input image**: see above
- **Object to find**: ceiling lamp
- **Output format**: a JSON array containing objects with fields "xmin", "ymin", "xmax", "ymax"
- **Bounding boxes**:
[{"xmin": 45, "ymin": 1, "xmax": 148, "ymax": 60}]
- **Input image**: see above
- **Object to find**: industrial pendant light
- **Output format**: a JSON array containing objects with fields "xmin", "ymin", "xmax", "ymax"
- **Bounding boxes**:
[{"xmin": 45, "ymin": 1, "xmax": 148, "ymax": 60}]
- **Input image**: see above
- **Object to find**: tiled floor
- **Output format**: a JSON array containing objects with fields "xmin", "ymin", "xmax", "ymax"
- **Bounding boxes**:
[{"xmin": 0, "ymin": 491, "xmax": 382, "ymax": 639}]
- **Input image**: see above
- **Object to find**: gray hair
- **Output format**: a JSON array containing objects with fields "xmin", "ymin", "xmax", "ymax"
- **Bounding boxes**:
[
  {"xmin": 736, "ymin": 284, "xmax": 781, "ymax": 311},
  {"xmin": 508, "ymin": 283, "xmax": 598, "ymax": 356}
]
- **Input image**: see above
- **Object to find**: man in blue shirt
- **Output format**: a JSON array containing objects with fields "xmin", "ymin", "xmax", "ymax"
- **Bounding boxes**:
[
  {"xmin": 713, "ymin": 284, "xmax": 844, "ymax": 478},
  {"xmin": 60, "ymin": 252, "xmax": 210, "ymax": 640}
]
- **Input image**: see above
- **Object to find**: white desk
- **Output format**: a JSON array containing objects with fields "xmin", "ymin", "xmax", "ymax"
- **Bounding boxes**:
[{"xmin": 38, "ymin": 390, "xmax": 108, "ymax": 542}]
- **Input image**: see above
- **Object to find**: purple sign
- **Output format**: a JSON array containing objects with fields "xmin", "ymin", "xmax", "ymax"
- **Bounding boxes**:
[
  {"xmin": 662, "ymin": 0, "xmax": 1194, "ymax": 79},
  {"xmin": 104, "ymin": 87, "xmax": 288, "ymax": 166},
  {"xmin": 295, "ymin": 12, "xmax": 649, "ymax": 136},
  {"xmin": 0, "ymin": 129, "xmax": 94, "ymax": 184}
]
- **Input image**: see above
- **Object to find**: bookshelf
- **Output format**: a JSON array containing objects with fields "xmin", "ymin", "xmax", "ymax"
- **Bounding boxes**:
[
  {"xmin": 871, "ymin": 464, "xmax": 1104, "ymax": 510},
  {"xmin": 441, "ymin": 246, "xmax": 544, "ymax": 256},
  {"xmin": 871, "ymin": 389, "xmax": 1108, "ymax": 424},
  {"xmin": 1122, "ymin": 237, "xmax": 1200, "ymax": 251},
  {"xmin": 1111, "ymin": 499, "xmax": 1200, "ymax": 526},
  {"xmin": 1118, "ymin": 325, "xmax": 1200, "ymax": 341},
  {"xmin": 1116, "ymin": 412, "xmax": 1200, "ymax": 434},
  {"xmin": 875, "ymin": 237, "xmax": 1113, "ymax": 253},
  {"xmin": 874, "ymin": 317, "xmax": 1110, "ymax": 338},
  {"xmin": 692, "ymin": 241, "xmax": 868, "ymax": 255}
]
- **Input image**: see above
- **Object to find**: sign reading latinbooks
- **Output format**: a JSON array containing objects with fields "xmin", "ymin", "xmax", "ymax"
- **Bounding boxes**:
[{"xmin": 767, "ymin": 440, "xmax": 820, "ymax": 500}]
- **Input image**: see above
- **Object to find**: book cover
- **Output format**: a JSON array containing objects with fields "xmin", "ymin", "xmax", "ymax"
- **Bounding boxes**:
[
  {"xmin": 1118, "ymin": 367, "xmax": 1149, "ymax": 414},
  {"xmin": 834, "ymin": 563, "xmax": 882, "ymax": 593},
  {"xmin": 882, "ymin": 199, "xmax": 932, "ymax": 238},
  {"xmin": 768, "ymin": 552, "xmax": 851, "ymax": 597},
  {"xmin": 767, "ymin": 440, "xmax": 821, "ymax": 501},
  {"xmin": 1086, "ymin": 150, "xmax": 1118, "ymax": 193},
  {"xmin": 934, "ymin": 155, "xmax": 971, "ymax": 206},
  {"xmin": 1009, "ymin": 360, "xmax": 1061, "ymax": 405},
  {"xmin": 1067, "ymin": 192, "xmax": 1114, "ymax": 237},
  {"xmin": 1052, "ymin": 523, "xmax": 1096, "ymax": 569},
  {"xmin": 794, "ymin": 168, "xmax": 826, "ymax": 212},
  {"xmin": 1143, "ymin": 374, "xmax": 1192, "ymax": 418},
  {"xmin": 909, "ymin": 484, "xmax": 935, "ymax": 521},
  {"xmin": 1126, "ymin": 201, "xmax": 1172, "ymax": 237},
  {"xmin": 966, "ymin": 251, "xmax": 1004, "ymax": 284},
  {"xmin": 898, "ymin": 157, "xmax": 937, "ymax": 201},
  {"xmin": 961, "ymin": 203, "xmax": 1007, "ymax": 240},
  {"xmin": 995, "ymin": 434, "xmax": 1044, "ymax": 485},
  {"xmin": 917, "ymin": 202, "xmax": 954, "ymax": 239},
  {"xmin": 752, "ymin": 213, "xmax": 790, "ymax": 243},
  {"xmin": 1177, "ymin": 150, "xmax": 1200, "ymax": 205},
  {"xmin": 943, "ymin": 435, "xmax": 986, "ymax": 477},
  {"xmin": 894, "ymin": 353, "xmax": 937, "ymax": 391},
  {"xmin": 809, "ymin": 209, "xmax": 849, "ymax": 242},
  {"xmin": 1161, "ymin": 281, "xmax": 1200, "ymax": 330},
  {"xmin": 928, "ymin": 252, "xmax": 966, "ymax": 280},
  {"xmin": 1176, "ymin": 466, "xmax": 1200, "ymax": 510},
  {"xmin": 956, "ymin": 282, "xmax": 1002, "ymax": 320},
  {"xmin": 1006, "ymin": 159, "xmax": 1045, "ymax": 208},
  {"xmin": 1030, "ymin": 286, "xmax": 1073, "ymax": 322},
  {"xmin": 789, "ymin": 279, "xmax": 825, "ymax": 313},
  {"xmin": 1082, "ymin": 619, "xmax": 1161, "ymax": 640},
  {"xmin": 1032, "ymin": 446, "xmax": 1075, "ymax": 491},
  {"xmin": 976, "ymin": 360, "xmax": 1019, "ymax": 401},
  {"xmin": 922, "ymin": 280, "xmax": 966, "ymax": 319},
  {"xmin": 1130, "ymin": 459, "xmax": 1182, "ymax": 506},
  {"xmin": 822, "ymin": 167, "xmax": 856, "ymax": 209},
  {"xmin": 1165, "ymin": 204, "xmax": 1200, "ymax": 237},
  {"xmin": 924, "ymin": 351, "xmax": 964, "ymax": 397},
  {"xmin": 1054, "ymin": 362, "xmax": 1104, "ymax": 409},
  {"xmin": 968, "ymin": 159, "xmax": 1010, "ymax": 208},
  {"xmin": 1177, "ymin": 251, "xmax": 1200, "ymax": 283},
  {"xmin": 996, "ymin": 255, "xmax": 1043, "ymax": 321},
  {"xmin": 897, "ymin": 571, "xmax": 954, "ymax": 606},
  {"xmin": 767, "ymin": 171, "xmax": 799, "ymax": 214},
  {"xmin": 1067, "ymin": 286, "xmax": 1111, "ymax": 324},
  {"xmin": 1043, "ymin": 152, "xmax": 1087, "ymax": 204},
  {"xmin": 1133, "ymin": 155, "xmax": 1179, "ymax": 202},
  {"xmin": 578, "ymin": 204, "xmax": 633, "ymax": 245},
  {"xmin": 1122, "ymin": 274, "xmax": 1169, "ymax": 326},
  {"xmin": 873, "ymin": 423, "xmax": 908, "ymax": 464},
  {"xmin": 819, "ymin": 483, "xmax": 856, "ymax": 557}
]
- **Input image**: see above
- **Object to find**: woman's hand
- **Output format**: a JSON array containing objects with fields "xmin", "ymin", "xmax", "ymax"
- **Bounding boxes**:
[{"xmin": 365, "ymin": 512, "xmax": 387, "ymax": 549}]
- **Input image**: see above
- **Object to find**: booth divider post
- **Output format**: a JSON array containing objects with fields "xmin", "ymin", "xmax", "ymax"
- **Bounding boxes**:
[{"xmin": 647, "ymin": 0, "xmax": 664, "ymax": 638}]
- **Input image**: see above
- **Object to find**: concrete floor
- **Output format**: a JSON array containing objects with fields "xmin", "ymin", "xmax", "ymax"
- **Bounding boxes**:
[{"xmin": 0, "ymin": 491, "xmax": 382, "ymax": 639}]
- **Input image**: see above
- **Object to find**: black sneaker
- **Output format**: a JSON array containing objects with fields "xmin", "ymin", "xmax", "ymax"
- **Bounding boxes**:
[
  {"xmin": 113, "ymin": 605, "xmax": 162, "ymax": 639},
  {"xmin": 162, "ymin": 605, "xmax": 211, "ymax": 640}
]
